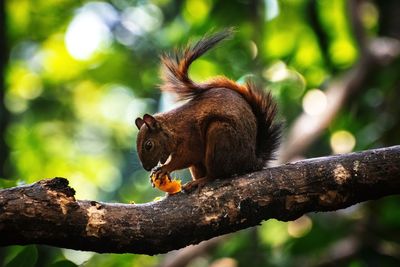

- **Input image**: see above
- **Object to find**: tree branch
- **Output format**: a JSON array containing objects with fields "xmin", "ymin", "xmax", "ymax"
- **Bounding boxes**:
[{"xmin": 1, "ymin": 146, "xmax": 400, "ymax": 254}]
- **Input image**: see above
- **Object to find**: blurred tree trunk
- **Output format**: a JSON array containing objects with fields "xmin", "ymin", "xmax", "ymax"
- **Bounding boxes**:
[
  {"xmin": 375, "ymin": 0, "xmax": 400, "ymax": 147},
  {"xmin": 376, "ymin": 0, "xmax": 400, "ymax": 39},
  {"xmin": 0, "ymin": 0, "xmax": 9, "ymax": 178}
]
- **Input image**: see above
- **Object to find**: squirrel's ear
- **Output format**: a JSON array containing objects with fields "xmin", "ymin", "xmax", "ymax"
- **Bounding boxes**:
[
  {"xmin": 135, "ymin": 117, "xmax": 145, "ymax": 130},
  {"xmin": 143, "ymin": 114, "xmax": 159, "ymax": 131}
]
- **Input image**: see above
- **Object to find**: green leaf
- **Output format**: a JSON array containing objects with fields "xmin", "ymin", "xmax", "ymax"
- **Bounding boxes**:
[
  {"xmin": 0, "ymin": 178, "xmax": 18, "ymax": 189},
  {"xmin": 5, "ymin": 246, "xmax": 38, "ymax": 267}
]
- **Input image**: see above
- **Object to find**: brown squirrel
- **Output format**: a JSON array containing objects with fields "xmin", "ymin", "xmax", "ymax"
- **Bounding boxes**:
[{"xmin": 135, "ymin": 29, "xmax": 281, "ymax": 192}]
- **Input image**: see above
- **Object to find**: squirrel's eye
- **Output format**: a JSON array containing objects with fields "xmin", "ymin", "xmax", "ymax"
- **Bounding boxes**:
[{"xmin": 144, "ymin": 140, "xmax": 153, "ymax": 151}]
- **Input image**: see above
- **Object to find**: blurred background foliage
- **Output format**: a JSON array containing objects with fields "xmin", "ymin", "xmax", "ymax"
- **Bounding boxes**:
[{"xmin": 0, "ymin": 0, "xmax": 399, "ymax": 266}]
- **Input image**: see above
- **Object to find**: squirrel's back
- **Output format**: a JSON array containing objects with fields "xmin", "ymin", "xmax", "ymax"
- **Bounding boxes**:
[{"xmin": 160, "ymin": 29, "xmax": 281, "ymax": 162}]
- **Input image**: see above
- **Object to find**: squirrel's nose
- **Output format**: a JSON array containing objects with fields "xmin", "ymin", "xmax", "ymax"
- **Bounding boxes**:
[
  {"xmin": 143, "ymin": 163, "xmax": 154, "ymax": 171},
  {"xmin": 144, "ymin": 166, "xmax": 152, "ymax": 171}
]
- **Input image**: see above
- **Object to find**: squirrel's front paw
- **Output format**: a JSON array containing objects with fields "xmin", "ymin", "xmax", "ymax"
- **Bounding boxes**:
[{"xmin": 150, "ymin": 166, "xmax": 171, "ymax": 187}]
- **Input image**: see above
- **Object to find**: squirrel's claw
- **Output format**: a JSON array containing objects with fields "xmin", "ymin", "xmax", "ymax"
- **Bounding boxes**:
[
  {"xmin": 149, "ymin": 176, "xmax": 156, "ymax": 187},
  {"xmin": 150, "ymin": 166, "xmax": 171, "ymax": 186}
]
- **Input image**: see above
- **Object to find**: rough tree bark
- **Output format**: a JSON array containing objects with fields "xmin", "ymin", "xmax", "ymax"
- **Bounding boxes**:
[{"xmin": 0, "ymin": 146, "xmax": 399, "ymax": 255}]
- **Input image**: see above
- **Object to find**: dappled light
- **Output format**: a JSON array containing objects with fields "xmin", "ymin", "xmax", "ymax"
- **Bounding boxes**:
[
  {"xmin": 287, "ymin": 215, "xmax": 313, "ymax": 238},
  {"xmin": 183, "ymin": 0, "xmax": 212, "ymax": 25},
  {"xmin": 330, "ymin": 130, "xmax": 356, "ymax": 154},
  {"xmin": 302, "ymin": 89, "xmax": 327, "ymax": 116},
  {"xmin": 65, "ymin": 3, "xmax": 114, "ymax": 60}
]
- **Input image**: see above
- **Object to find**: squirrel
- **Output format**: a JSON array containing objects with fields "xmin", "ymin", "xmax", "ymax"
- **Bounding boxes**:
[{"xmin": 135, "ymin": 28, "xmax": 281, "ymax": 192}]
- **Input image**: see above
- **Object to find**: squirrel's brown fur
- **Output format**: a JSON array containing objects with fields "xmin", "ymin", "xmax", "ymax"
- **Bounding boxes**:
[{"xmin": 135, "ymin": 29, "xmax": 281, "ymax": 191}]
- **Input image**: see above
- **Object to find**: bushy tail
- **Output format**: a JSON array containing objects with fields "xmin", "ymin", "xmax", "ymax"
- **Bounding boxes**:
[
  {"xmin": 160, "ymin": 29, "xmax": 281, "ymax": 161},
  {"xmin": 160, "ymin": 28, "xmax": 234, "ymax": 99},
  {"xmin": 244, "ymin": 81, "xmax": 281, "ymax": 162}
]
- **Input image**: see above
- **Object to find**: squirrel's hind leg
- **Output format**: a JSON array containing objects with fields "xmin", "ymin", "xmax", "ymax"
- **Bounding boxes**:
[
  {"xmin": 182, "ymin": 176, "xmax": 212, "ymax": 193},
  {"xmin": 189, "ymin": 164, "xmax": 207, "ymax": 180},
  {"xmin": 183, "ymin": 121, "xmax": 257, "ymax": 193},
  {"xmin": 182, "ymin": 164, "xmax": 208, "ymax": 193},
  {"xmin": 204, "ymin": 121, "xmax": 257, "ymax": 179}
]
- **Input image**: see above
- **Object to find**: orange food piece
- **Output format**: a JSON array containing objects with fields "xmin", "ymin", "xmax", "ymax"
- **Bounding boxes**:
[{"xmin": 151, "ymin": 173, "xmax": 182, "ymax": 194}]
